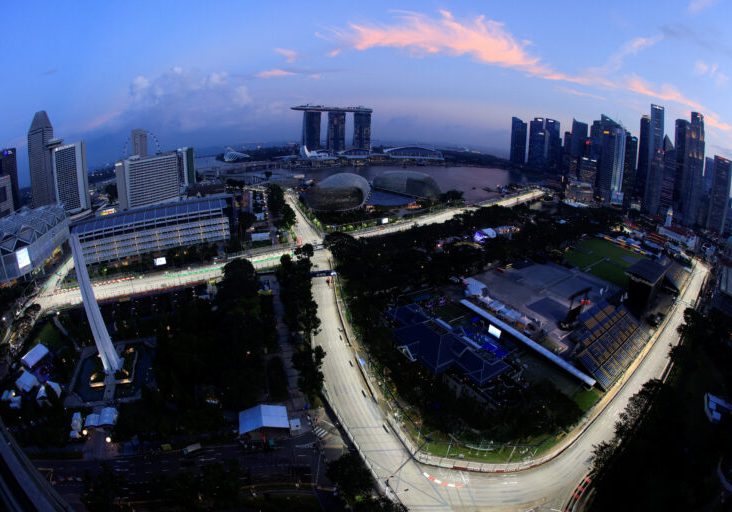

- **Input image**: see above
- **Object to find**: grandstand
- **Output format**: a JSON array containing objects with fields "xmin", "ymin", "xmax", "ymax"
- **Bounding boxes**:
[{"xmin": 573, "ymin": 302, "xmax": 648, "ymax": 390}]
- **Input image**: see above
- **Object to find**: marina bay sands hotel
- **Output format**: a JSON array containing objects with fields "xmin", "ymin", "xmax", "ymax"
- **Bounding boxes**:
[{"xmin": 292, "ymin": 105, "xmax": 372, "ymax": 152}]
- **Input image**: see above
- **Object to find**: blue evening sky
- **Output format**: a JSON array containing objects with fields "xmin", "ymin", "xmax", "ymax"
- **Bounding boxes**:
[{"xmin": 2, "ymin": 1, "xmax": 732, "ymax": 184}]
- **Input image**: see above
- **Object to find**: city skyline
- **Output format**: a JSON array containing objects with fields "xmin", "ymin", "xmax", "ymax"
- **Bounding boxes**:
[{"xmin": 3, "ymin": 1, "xmax": 732, "ymax": 185}]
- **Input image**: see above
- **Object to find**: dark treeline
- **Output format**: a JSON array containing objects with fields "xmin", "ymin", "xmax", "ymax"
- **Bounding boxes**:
[
  {"xmin": 590, "ymin": 309, "xmax": 732, "ymax": 511},
  {"xmin": 325, "ymin": 204, "xmax": 619, "ymax": 440}
]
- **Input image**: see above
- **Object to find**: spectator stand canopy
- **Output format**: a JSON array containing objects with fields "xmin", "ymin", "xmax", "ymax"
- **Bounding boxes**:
[{"xmin": 238, "ymin": 404, "xmax": 289, "ymax": 437}]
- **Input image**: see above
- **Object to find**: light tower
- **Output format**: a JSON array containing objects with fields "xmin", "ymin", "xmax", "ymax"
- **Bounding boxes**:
[{"xmin": 69, "ymin": 233, "xmax": 122, "ymax": 373}]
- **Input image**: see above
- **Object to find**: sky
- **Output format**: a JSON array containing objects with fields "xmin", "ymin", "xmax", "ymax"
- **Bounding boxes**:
[{"xmin": 2, "ymin": 0, "xmax": 732, "ymax": 185}]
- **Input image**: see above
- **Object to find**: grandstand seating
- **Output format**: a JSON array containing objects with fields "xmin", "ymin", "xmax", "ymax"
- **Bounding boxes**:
[{"xmin": 574, "ymin": 302, "xmax": 647, "ymax": 390}]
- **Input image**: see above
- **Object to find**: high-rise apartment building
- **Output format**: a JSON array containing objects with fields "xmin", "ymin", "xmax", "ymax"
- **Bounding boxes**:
[
  {"xmin": 28, "ymin": 111, "xmax": 56, "ymax": 207},
  {"xmin": 177, "ymin": 147, "xmax": 196, "ymax": 187},
  {"xmin": 131, "ymin": 129, "xmax": 149, "ymax": 158},
  {"xmin": 707, "ymin": 156, "xmax": 732, "ymax": 234},
  {"xmin": 116, "ymin": 152, "xmax": 180, "ymax": 210},
  {"xmin": 509, "ymin": 117, "xmax": 527, "ymax": 165},
  {"xmin": 0, "ymin": 148, "xmax": 19, "ymax": 211},
  {"xmin": 353, "ymin": 111, "xmax": 371, "ymax": 150},
  {"xmin": 326, "ymin": 111, "xmax": 346, "ymax": 152},
  {"xmin": 52, "ymin": 141, "xmax": 90, "ymax": 214}
]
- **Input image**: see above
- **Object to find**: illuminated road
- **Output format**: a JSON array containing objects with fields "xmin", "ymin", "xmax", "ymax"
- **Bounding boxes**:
[
  {"xmin": 288, "ymin": 193, "xmax": 709, "ymax": 510},
  {"xmin": 35, "ymin": 248, "xmax": 292, "ymax": 311},
  {"xmin": 32, "ymin": 189, "xmax": 707, "ymax": 510}
]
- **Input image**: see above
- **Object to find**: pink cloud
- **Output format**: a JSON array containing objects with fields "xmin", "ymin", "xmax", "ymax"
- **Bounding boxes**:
[
  {"xmin": 626, "ymin": 75, "xmax": 730, "ymax": 130},
  {"xmin": 274, "ymin": 48, "xmax": 299, "ymax": 63},
  {"xmin": 340, "ymin": 10, "xmax": 563, "ymax": 80},
  {"xmin": 556, "ymin": 87, "xmax": 606, "ymax": 101},
  {"xmin": 256, "ymin": 68, "xmax": 296, "ymax": 79}
]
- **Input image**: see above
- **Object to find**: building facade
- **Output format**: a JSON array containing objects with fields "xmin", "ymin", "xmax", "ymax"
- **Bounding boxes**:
[
  {"xmin": 0, "ymin": 176, "xmax": 13, "ymax": 218},
  {"xmin": 0, "ymin": 148, "xmax": 19, "ymax": 211},
  {"xmin": 674, "ymin": 113, "xmax": 705, "ymax": 227},
  {"xmin": 509, "ymin": 117, "xmax": 527, "ymax": 165},
  {"xmin": 708, "ymin": 156, "xmax": 732, "ymax": 234},
  {"xmin": 130, "ymin": 129, "xmax": 148, "ymax": 157},
  {"xmin": 597, "ymin": 126, "xmax": 626, "ymax": 204},
  {"xmin": 27, "ymin": 111, "xmax": 56, "ymax": 208},
  {"xmin": 326, "ymin": 111, "xmax": 346, "ymax": 152},
  {"xmin": 73, "ymin": 195, "xmax": 233, "ymax": 264},
  {"xmin": 177, "ymin": 147, "xmax": 196, "ymax": 187},
  {"xmin": 650, "ymin": 104, "xmax": 665, "ymax": 156},
  {"xmin": 0, "ymin": 205, "xmax": 68, "ymax": 284},
  {"xmin": 116, "ymin": 152, "xmax": 181, "ymax": 210},
  {"xmin": 301, "ymin": 111, "xmax": 321, "ymax": 149},
  {"xmin": 636, "ymin": 115, "xmax": 651, "ymax": 200},
  {"xmin": 52, "ymin": 141, "xmax": 90, "ymax": 214},
  {"xmin": 622, "ymin": 133, "xmax": 638, "ymax": 209},
  {"xmin": 353, "ymin": 111, "xmax": 371, "ymax": 150}
]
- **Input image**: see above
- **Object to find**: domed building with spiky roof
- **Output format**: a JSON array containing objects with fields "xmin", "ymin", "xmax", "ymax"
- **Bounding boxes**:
[
  {"xmin": 372, "ymin": 170, "xmax": 441, "ymax": 199},
  {"xmin": 304, "ymin": 173, "xmax": 372, "ymax": 212}
]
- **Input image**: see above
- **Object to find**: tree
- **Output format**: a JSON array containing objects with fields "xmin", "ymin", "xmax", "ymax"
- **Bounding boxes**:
[
  {"xmin": 277, "ymin": 204, "xmax": 296, "ymax": 229},
  {"xmin": 104, "ymin": 183, "xmax": 118, "ymax": 202},
  {"xmin": 326, "ymin": 452, "xmax": 375, "ymax": 500},
  {"xmin": 291, "ymin": 345, "xmax": 325, "ymax": 399},
  {"xmin": 83, "ymin": 464, "xmax": 124, "ymax": 511},
  {"xmin": 294, "ymin": 243, "xmax": 314, "ymax": 259}
]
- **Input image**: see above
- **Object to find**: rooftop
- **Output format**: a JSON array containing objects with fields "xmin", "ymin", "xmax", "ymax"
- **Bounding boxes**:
[
  {"xmin": 625, "ymin": 259, "xmax": 667, "ymax": 285},
  {"xmin": 238, "ymin": 404, "xmax": 289, "ymax": 436},
  {"xmin": 291, "ymin": 105, "xmax": 372, "ymax": 113}
]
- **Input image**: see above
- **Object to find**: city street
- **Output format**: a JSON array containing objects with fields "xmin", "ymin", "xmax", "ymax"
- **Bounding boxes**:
[{"xmin": 28, "ymin": 190, "xmax": 708, "ymax": 511}]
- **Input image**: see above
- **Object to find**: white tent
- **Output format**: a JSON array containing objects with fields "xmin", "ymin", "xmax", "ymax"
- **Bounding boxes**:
[
  {"xmin": 45, "ymin": 381, "xmax": 62, "ymax": 397},
  {"xmin": 71, "ymin": 412, "xmax": 83, "ymax": 432},
  {"xmin": 84, "ymin": 414, "xmax": 100, "ymax": 428},
  {"xmin": 21, "ymin": 344, "xmax": 49, "ymax": 370},
  {"xmin": 98, "ymin": 407, "xmax": 119, "ymax": 427},
  {"xmin": 238, "ymin": 404, "xmax": 289, "ymax": 436},
  {"xmin": 15, "ymin": 370, "xmax": 39, "ymax": 393},
  {"xmin": 464, "ymin": 277, "xmax": 487, "ymax": 298},
  {"xmin": 9, "ymin": 396, "xmax": 21, "ymax": 409}
]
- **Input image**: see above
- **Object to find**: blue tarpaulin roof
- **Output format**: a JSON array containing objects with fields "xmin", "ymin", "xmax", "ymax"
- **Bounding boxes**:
[{"xmin": 238, "ymin": 404, "xmax": 289, "ymax": 436}]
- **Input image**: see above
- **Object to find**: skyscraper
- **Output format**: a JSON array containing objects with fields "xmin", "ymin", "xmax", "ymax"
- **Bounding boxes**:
[
  {"xmin": 673, "ymin": 113, "xmax": 705, "ymax": 227},
  {"xmin": 659, "ymin": 137, "xmax": 676, "ymax": 216},
  {"xmin": 0, "ymin": 176, "xmax": 13, "ymax": 218},
  {"xmin": 707, "ymin": 156, "xmax": 732, "ymax": 234},
  {"xmin": 326, "ymin": 111, "xmax": 346, "ymax": 152},
  {"xmin": 545, "ymin": 118, "xmax": 562, "ymax": 171},
  {"xmin": 509, "ymin": 117, "xmax": 527, "ymax": 165},
  {"xmin": 177, "ymin": 147, "xmax": 196, "ymax": 187},
  {"xmin": 353, "ymin": 111, "xmax": 371, "ymax": 150},
  {"xmin": 569, "ymin": 119, "xmax": 589, "ymax": 160},
  {"xmin": 302, "ymin": 111, "xmax": 321, "ymax": 149},
  {"xmin": 636, "ymin": 115, "xmax": 651, "ymax": 200},
  {"xmin": 621, "ymin": 133, "xmax": 638, "ymax": 209},
  {"xmin": 116, "ymin": 152, "xmax": 181, "ymax": 210},
  {"xmin": 131, "ymin": 129, "xmax": 149, "ymax": 157},
  {"xmin": 704, "ymin": 156, "xmax": 715, "ymax": 193},
  {"xmin": 650, "ymin": 104, "xmax": 665, "ymax": 155},
  {"xmin": 578, "ymin": 157, "xmax": 598, "ymax": 187},
  {"xmin": 0, "ymin": 148, "xmax": 19, "ymax": 211},
  {"xmin": 596, "ymin": 126, "xmax": 626, "ymax": 204},
  {"xmin": 27, "ymin": 111, "xmax": 55, "ymax": 207},
  {"xmin": 52, "ymin": 141, "xmax": 90, "ymax": 214}
]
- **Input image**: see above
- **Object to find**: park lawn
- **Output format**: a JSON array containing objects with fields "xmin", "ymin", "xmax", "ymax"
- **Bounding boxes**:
[
  {"xmin": 30, "ymin": 321, "xmax": 64, "ymax": 351},
  {"xmin": 587, "ymin": 260, "xmax": 629, "ymax": 288},
  {"xmin": 572, "ymin": 387, "xmax": 603, "ymax": 412}
]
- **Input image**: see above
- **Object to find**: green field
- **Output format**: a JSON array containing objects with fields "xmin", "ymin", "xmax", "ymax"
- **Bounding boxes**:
[{"xmin": 565, "ymin": 238, "xmax": 644, "ymax": 288}]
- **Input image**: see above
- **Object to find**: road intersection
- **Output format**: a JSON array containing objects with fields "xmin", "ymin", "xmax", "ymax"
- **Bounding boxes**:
[{"xmin": 31, "ymin": 189, "xmax": 707, "ymax": 510}]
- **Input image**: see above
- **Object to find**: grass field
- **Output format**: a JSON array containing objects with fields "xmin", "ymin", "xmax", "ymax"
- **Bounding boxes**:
[{"xmin": 565, "ymin": 238, "xmax": 644, "ymax": 288}]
